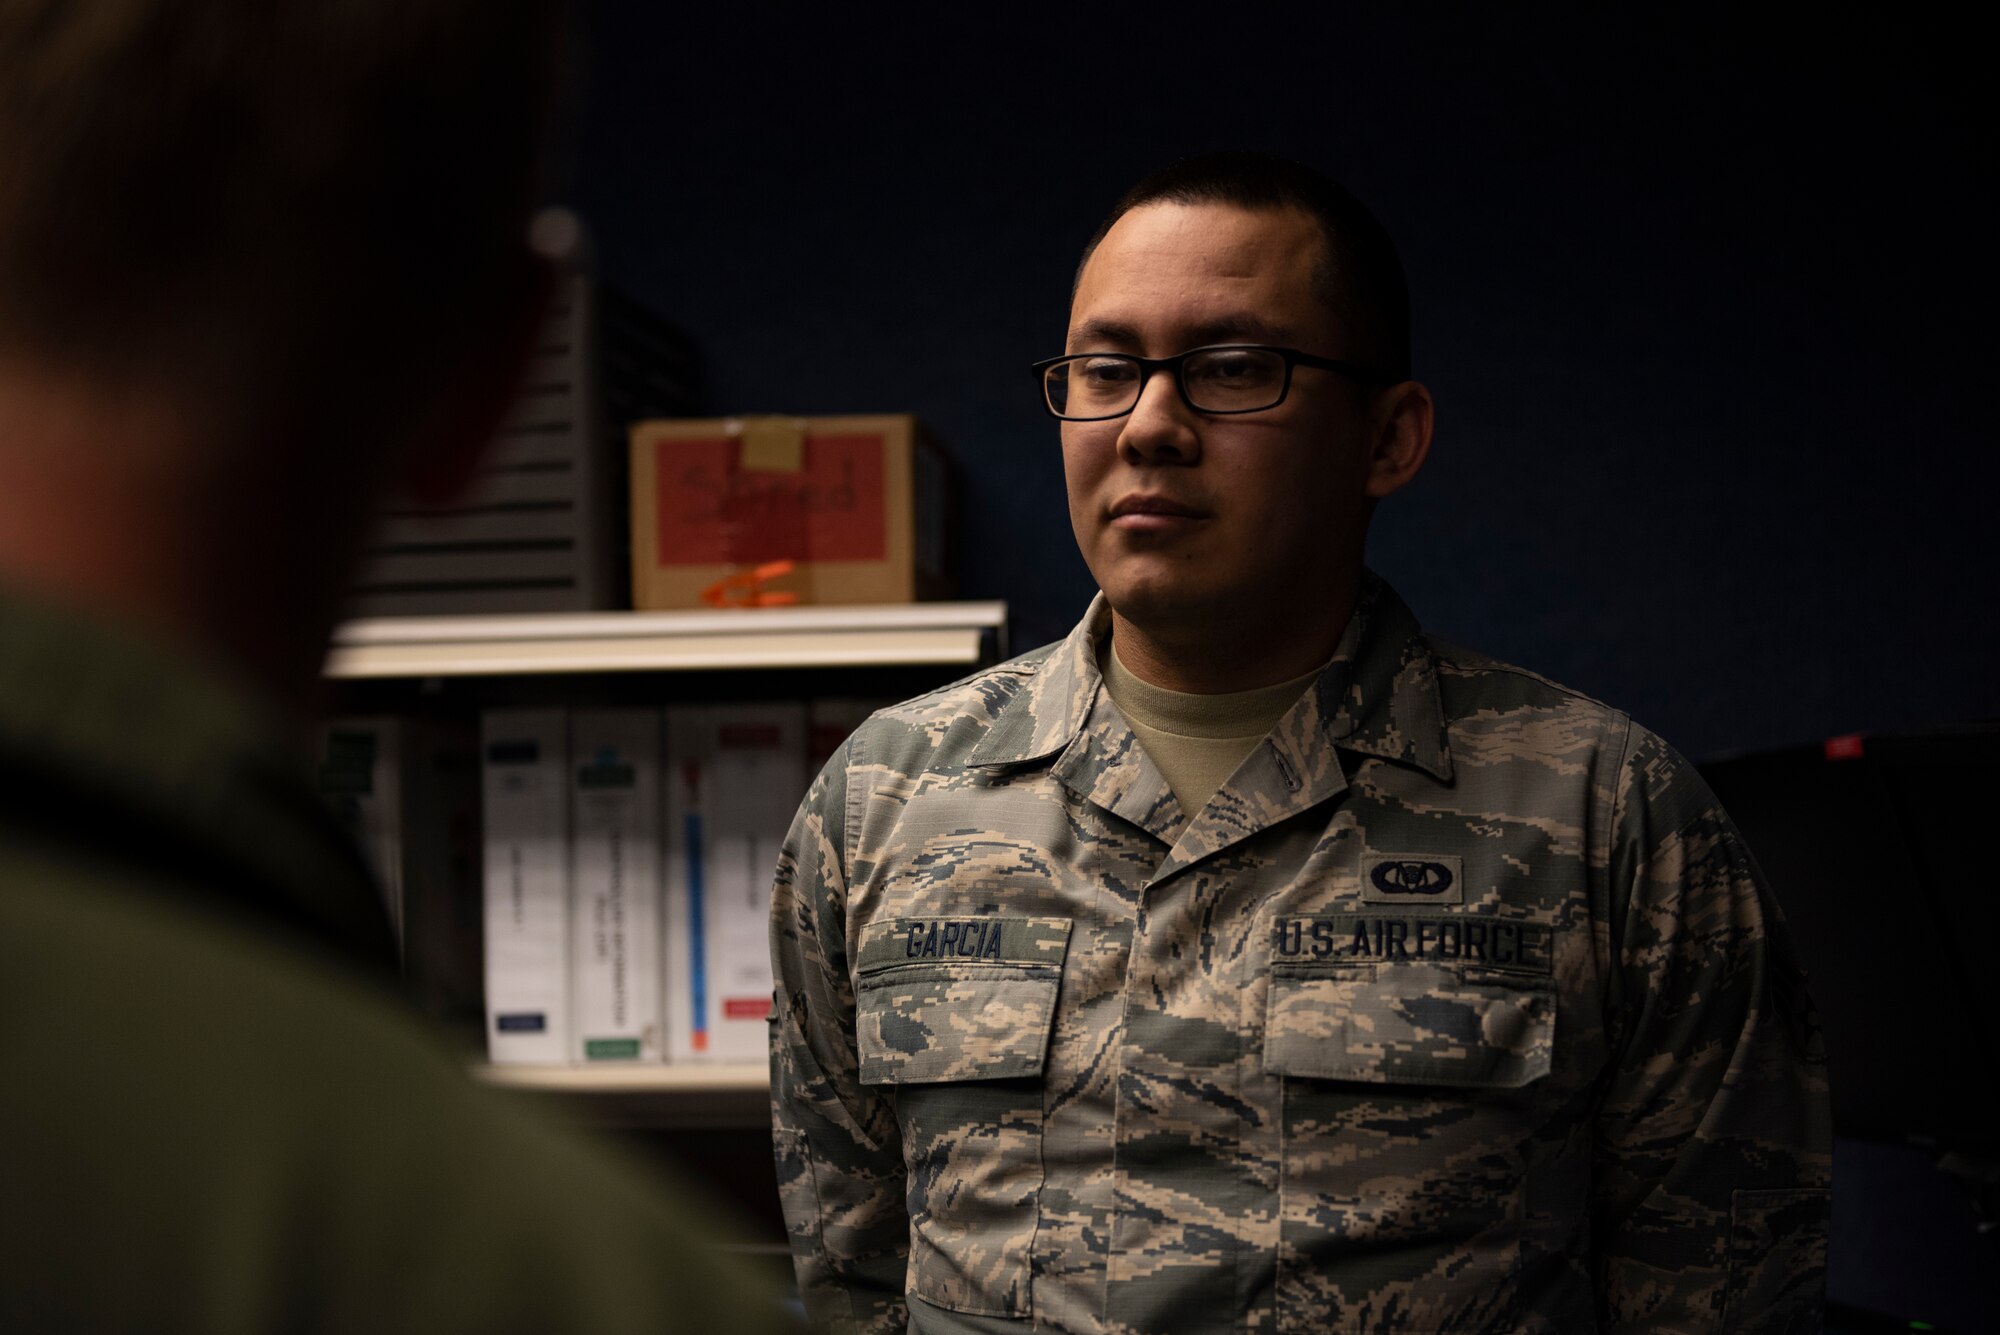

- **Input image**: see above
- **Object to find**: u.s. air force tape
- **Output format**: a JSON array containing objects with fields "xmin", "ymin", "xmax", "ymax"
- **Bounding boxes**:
[{"xmin": 1273, "ymin": 912, "xmax": 1553, "ymax": 974}]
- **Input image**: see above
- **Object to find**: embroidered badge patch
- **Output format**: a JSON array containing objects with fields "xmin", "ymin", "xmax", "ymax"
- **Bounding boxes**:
[{"xmin": 1360, "ymin": 852, "xmax": 1465, "ymax": 905}]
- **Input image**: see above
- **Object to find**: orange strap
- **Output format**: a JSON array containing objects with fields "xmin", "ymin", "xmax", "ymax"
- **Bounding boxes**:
[{"xmin": 699, "ymin": 559, "xmax": 800, "ymax": 608}]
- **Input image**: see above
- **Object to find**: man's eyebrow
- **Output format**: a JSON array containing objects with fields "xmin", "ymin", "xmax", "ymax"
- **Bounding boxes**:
[
  {"xmin": 1065, "ymin": 313, "xmax": 1294, "ymax": 351},
  {"xmin": 1066, "ymin": 318, "xmax": 1140, "ymax": 349}
]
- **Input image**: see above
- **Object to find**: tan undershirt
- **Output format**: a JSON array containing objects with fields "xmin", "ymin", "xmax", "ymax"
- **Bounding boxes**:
[{"xmin": 1097, "ymin": 635, "xmax": 1323, "ymax": 818}]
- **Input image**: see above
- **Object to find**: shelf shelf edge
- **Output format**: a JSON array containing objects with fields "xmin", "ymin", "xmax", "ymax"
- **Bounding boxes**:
[{"xmin": 474, "ymin": 1062, "xmax": 770, "ymax": 1094}]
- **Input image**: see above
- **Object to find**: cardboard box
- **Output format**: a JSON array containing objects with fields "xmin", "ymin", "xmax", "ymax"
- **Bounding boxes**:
[{"xmin": 629, "ymin": 414, "xmax": 948, "ymax": 609}]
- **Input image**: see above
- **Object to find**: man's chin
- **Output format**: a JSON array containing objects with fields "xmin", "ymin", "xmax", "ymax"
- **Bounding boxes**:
[{"xmin": 1097, "ymin": 570, "xmax": 1228, "ymax": 635}]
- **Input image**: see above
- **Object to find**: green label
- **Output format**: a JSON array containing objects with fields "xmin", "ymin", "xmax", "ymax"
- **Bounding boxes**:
[{"xmin": 583, "ymin": 1037, "xmax": 642, "ymax": 1060}]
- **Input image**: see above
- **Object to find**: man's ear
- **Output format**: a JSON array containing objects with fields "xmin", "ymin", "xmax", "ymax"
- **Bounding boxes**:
[
  {"xmin": 1364, "ymin": 378, "xmax": 1435, "ymax": 500},
  {"xmin": 400, "ymin": 249, "xmax": 557, "ymax": 508}
]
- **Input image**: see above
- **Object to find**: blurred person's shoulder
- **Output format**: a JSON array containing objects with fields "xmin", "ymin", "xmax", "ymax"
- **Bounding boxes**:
[
  {"xmin": 0, "ymin": 585, "xmax": 401, "ymax": 967},
  {"xmin": 0, "ymin": 591, "xmax": 788, "ymax": 1334},
  {"xmin": 0, "ymin": 839, "xmax": 785, "ymax": 1332}
]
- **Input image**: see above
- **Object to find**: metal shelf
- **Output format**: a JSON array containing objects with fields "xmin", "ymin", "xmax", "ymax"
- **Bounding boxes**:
[
  {"xmin": 325, "ymin": 601, "xmax": 1007, "ymax": 678},
  {"xmin": 475, "ymin": 1062, "xmax": 768, "ymax": 1093},
  {"xmin": 474, "ymin": 1063, "xmax": 771, "ymax": 1129},
  {"xmin": 349, "ymin": 607, "xmax": 1009, "ymax": 1125}
]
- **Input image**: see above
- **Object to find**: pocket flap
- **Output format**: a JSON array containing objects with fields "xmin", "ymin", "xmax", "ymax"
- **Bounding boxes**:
[
  {"xmin": 1265, "ymin": 961, "xmax": 1554, "ymax": 1089},
  {"xmin": 855, "ymin": 915, "xmax": 1070, "ymax": 1085}
]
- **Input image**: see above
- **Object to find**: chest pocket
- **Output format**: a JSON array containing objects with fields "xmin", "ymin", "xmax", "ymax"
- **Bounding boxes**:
[
  {"xmin": 853, "ymin": 914, "xmax": 1070, "ymax": 1320},
  {"xmin": 855, "ymin": 914, "xmax": 1070, "ymax": 1083},
  {"xmin": 1264, "ymin": 912, "xmax": 1555, "ymax": 1086},
  {"xmin": 1266, "ymin": 961, "xmax": 1554, "ymax": 1087},
  {"xmin": 1264, "ymin": 913, "xmax": 1557, "ymax": 1334}
]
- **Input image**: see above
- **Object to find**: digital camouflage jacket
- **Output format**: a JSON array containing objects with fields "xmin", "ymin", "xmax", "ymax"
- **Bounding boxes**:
[{"xmin": 770, "ymin": 575, "xmax": 1830, "ymax": 1334}]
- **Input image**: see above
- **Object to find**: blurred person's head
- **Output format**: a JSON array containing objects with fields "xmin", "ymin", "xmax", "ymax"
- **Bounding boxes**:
[{"xmin": 0, "ymin": 0, "xmax": 566, "ymax": 714}]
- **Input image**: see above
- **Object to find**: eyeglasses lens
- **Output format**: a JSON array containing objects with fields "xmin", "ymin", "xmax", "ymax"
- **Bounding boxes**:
[
  {"xmin": 1044, "ymin": 357, "xmax": 1137, "ymax": 420},
  {"xmin": 1043, "ymin": 349, "xmax": 1291, "ymax": 419},
  {"xmin": 1182, "ymin": 348, "xmax": 1286, "ymax": 412}
]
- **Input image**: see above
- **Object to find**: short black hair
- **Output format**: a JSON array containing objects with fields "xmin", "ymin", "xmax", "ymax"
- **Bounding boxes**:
[{"xmin": 1077, "ymin": 151, "xmax": 1411, "ymax": 382}]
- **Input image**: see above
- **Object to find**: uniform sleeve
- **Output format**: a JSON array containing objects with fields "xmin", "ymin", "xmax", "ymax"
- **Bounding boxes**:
[
  {"xmin": 768, "ymin": 741, "xmax": 911, "ymax": 1334},
  {"xmin": 1593, "ymin": 722, "xmax": 1832, "ymax": 1333}
]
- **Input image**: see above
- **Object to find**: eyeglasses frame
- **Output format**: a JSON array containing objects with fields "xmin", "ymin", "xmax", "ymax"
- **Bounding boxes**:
[{"xmin": 1029, "ymin": 343, "xmax": 1400, "ymax": 422}]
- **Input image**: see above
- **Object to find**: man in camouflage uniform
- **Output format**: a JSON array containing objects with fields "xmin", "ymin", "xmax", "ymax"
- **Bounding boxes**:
[{"xmin": 770, "ymin": 152, "xmax": 1831, "ymax": 1334}]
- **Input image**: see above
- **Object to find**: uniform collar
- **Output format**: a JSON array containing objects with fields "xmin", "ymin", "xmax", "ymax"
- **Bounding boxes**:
[
  {"xmin": 1304, "ymin": 573, "xmax": 1455, "ymax": 785},
  {"xmin": 963, "ymin": 600, "xmax": 1107, "ymax": 770},
  {"xmin": 966, "ymin": 572, "xmax": 1455, "ymax": 788}
]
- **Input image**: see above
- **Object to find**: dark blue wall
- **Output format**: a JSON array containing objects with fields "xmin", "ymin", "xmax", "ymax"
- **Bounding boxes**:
[{"xmin": 567, "ymin": 6, "xmax": 1995, "ymax": 764}]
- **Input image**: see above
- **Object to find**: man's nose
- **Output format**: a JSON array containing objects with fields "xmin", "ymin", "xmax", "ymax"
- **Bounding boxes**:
[{"xmin": 1115, "ymin": 367, "xmax": 1203, "ymax": 466}]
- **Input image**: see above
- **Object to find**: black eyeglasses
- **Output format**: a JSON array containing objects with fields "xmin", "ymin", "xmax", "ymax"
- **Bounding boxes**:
[{"xmin": 1031, "ymin": 344, "xmax": 1397, "ymax": 421}]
